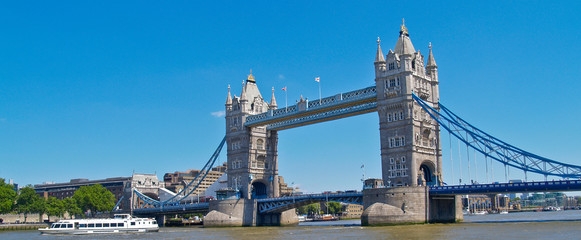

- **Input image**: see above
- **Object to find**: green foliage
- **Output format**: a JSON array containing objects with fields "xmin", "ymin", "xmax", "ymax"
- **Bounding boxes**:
[
  {"xmin": 63, "ymin": 198, "xmax": 83, "ymax": 217},
  {"xmin": 0, "ymin": 178, "xmax": 17, "ymax": 214},
  {"xmin": 15, "ymin": 186, "xmax": 44, "ymax": 222},
  {"xmin": 297, "ymin": 203, "xmax": 321, "ymax": 215},
  {"xmin": 326, "ymin": 201, "xmax": 343, "ymax": 214},
  {"xmin": 72, "ymin": 184, "xmax": 115, "ymax": 215},
  {"xmin": 46, "ymin": 197, "xmax": 65, "ymax": 219}
]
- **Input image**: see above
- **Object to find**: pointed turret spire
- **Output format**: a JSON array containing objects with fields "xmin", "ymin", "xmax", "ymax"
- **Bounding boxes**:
[
  {"xmin": 427, "ymin": 42, "xmax": 437, "ymax": 67},
  {"xmin": 375, "ymin": 37, "xmax": 385, "ymax": 63},
  {"xmin": 226, "ymin": 85, "xmax": 232, "ymax": 105},
  {"xmin": 240, "ymin": 80, "xmax": 247, "ymax": 101},
  {"xmin": 394, "ymin": 18, "xmax": 416, "ymax": 55},
  {"xmin": 246, "ymin": 69, "xmax": 255, "ymax": 83},
  {"xmin": 269, "ymin": 87, "xmax": 277, "ymax": 108}
]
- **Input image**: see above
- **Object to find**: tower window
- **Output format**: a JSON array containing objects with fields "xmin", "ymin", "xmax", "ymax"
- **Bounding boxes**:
[
  {"xmin": 387, "ymin": 113, "xmax": 392, "ymax": 122},
  {"xmin": 389, "ymin": 79, "xmax": 396, "ymax": 87},
  {"xmin": 399, "ymin": 111, "xmax": 404, "ymax": 120},
  {"xmin": 389, "ymin": 62, "xmax": 395, "ymax": 70}
]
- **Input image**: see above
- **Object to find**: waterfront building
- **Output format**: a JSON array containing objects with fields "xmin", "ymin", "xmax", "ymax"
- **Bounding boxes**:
[
  {"xmin": 34, "ymin": 173, "xmax": 163, "ymax": 211},
  {"xmin": 278, "ymin": 176, "xmax": 294, "ymax": 197},
  {"xmin": 163, "ymin": 163, "xmax": 227, "ymax": 196},
  {"xmin": 364, "ymin": 178, "xmax": 384, "ymax": 189},
  {"xmin": 462, "ymin": 194, "xmax": 509, "ymax": 213},
  {"xmin": 35, "ymin": 177, "xmax": 130, "ymax": 202},
  {"xmin": 341, "ymin": 203, "xmax": 364, "ymax": 218}
]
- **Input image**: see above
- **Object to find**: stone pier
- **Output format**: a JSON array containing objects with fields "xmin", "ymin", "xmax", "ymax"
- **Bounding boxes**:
[
  {"xmin": 203, "ymin": 199, "xmax": 298, "ymax": 227},
  {"xmin": 361, "ymin": 186, "xmax": 462, "ymax": 226}
]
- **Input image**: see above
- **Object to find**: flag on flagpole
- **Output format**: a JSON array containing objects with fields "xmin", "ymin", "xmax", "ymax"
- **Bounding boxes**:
[
  {"xmin": 281, "ymin": 86, "xmax": 287, "ymax": 91},
  {"xmin": 315, "ymin": 77, "xmax": 320, "ymax": 82}
]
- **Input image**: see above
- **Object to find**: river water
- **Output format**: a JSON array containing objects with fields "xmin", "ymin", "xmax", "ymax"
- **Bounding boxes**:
[{"xmin": 3, "ymin": 210, "xmax": 581, "ymax": 239}]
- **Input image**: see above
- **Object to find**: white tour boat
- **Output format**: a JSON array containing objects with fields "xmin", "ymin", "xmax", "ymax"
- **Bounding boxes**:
[{"xmin": 38, "ymin": 214, "xmax": 159, "ymax": 235}]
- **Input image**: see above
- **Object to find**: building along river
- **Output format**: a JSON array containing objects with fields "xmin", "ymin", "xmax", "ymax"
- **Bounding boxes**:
[{"xmin": 2, "ymin": 210, "xmax": 581, "ymax": 239}]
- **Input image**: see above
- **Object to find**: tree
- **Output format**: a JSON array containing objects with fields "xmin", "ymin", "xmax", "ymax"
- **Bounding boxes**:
[
  {"xmin": 326, "ymin": 201, "xmax": 343, "ymax": 215},
  {"xmin": 297, "ymin": 203, "xmax": 320, "ymax": 216},
  {"xmin": 72, "ymin": 184, "xmax": 115, "ymax": 216},
  {"xmin": 0, "ymin": 178, "xmax": 17, "ymax": 214},
  {"xmin": 63, "ymin": 197, "xmax": 83, "ymax": 217},
  {"xmin": 15, "ymin": 186, "xmax": 43, "ymax": 223},
  {"xmin": 46, "ymin": 197, "xmax": 64, "ymax": 221}
]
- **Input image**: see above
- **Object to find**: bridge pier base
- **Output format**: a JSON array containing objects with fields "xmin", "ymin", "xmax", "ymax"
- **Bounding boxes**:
[
  {"xmin": 428, "ymin": 194, "xmax": 463, "ymax": 223},
  {"xmin": 257, "ymin": 209, "xmax": 299, "ymax": 226},
  {"xmin": 204, "ymin": 199, "xmax": 257, "ymax": 227},
  {"xmin": 361, "ymin": 187, "xmax": 428, "ymax": 226},
  {"xmin": 155, "ymin": 215, "xmax": 166, "ymax": 227},
  {"xmin": 203, "ymin": 199, "xmax": 299, "ymax": 227},
  {"xmin": 361, "ymin": 186, "xmax": 462, "ymax": 226}
]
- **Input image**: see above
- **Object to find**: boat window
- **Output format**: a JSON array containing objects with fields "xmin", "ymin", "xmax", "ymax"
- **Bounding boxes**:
[
  {"xmin": 111, "ymin": 223, "xmax": 117, "ymax": 227},
  {"xmin": 131, "ymin": 222, "xmax": 135, "ymax": 226},
  {"xmin": 104, "ymin": 223, "xmax": 110, "ymax": 227},
  {"xmin": 153, "ymin": 221, "xmax": 157, "ymax": 225},
  {"xmin": 54, "ymin": 224, "xmax": 61, "ymax": 228},
  {"xmin": 118, "ymin": 223, "xmax": 124, "ymax": 227},
  {"xmin": 51, "ymin": 224, "xmax": 56, "ymax": 228},
  {"xmin": 67, "ymin": 224, "xmax": 73, "ymax": 228},
  {"xmin": 96, "ymin": 223, "xmax": 103, "ymax": 228},
  {"xmin": 79, "ymin": 224, "xmax": 87, "ymax": 228},
  {"xmin": 88, "ymin": 223, "xmax": 95, "ymax": 228}
]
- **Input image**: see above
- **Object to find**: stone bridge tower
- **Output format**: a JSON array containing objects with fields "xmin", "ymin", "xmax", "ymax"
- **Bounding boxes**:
[
  {"xmin": 225, "ymin": 72, "xmax": 280, "ymax": 199},
  {"xmin": 374, "ymin": 20, "xmax": 443, "ymax": 187}
]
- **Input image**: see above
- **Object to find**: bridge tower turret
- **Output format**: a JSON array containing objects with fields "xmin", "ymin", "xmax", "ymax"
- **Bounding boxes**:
[
  {"xmin": 225, "ymin": 71, "xmax": 280, "ymax": 199},
  {"xmin": 374, "ymin": 20, "xmax": 443, "ymax": 187}
]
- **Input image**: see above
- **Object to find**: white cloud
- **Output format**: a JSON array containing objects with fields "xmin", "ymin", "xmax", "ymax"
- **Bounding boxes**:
[
  {"xmin": 278, "ymin": 74, "xmax": 285, "ymax": 80},
  {"xmin": 211, "ymin": 111, "xmax": 225, "ymax": 117}
]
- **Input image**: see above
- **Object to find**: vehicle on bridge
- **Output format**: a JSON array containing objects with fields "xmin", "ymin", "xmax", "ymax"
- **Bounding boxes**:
[{"xmin": 38, "ymin": 214, "xmax": 159, "ymax": 235}]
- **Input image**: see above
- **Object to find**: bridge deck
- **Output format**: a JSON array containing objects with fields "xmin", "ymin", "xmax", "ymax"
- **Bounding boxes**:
[
  {"xmin": 245, "ymin": 86, "xmax": 377, "ymax": 130},
  {"xmin": 133, "ymin": 180, "xmax": 581, "ymax": 216},
  {"xmin": 430, "ymin": 180, "xmax": 581, "ymax": 195}
]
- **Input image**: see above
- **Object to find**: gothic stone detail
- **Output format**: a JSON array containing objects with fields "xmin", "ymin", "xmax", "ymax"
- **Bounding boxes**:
[
  {"xmin": 225, "ymin": 72, "xmax": 280, "ymax": 199},
  {"xmin": 375, "ymin": 22, "xmax": 442, "ymax": 187}
]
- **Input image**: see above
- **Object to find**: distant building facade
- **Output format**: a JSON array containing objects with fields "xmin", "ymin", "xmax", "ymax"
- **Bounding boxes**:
[
  {"xmin": 35, "ymin": 177, "xmax": 131, "ymax": 208},
  {"xmin": 34, "ymin": 173, "xmax": 164, "ymax": 211},
  {"xmin": 163, "ymin": 163, "xmax": 227, "ymax": 196}
]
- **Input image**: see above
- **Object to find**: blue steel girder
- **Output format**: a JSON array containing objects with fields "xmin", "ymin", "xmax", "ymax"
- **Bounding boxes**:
[
  {"xmin": 430, "ymin": 180, "xmax": 581, "ymax": 195},
  {"xmin": 257, "ymin": 192, "xmax": 363, "ymax": 213},
  {"xmin": 245, "ymin": 86, "xmax": 377, "ymax": 130},
  {"xmin": 412, "ymin": 94, "xmax": 581, "ymax": 179},
  {"xmin": 133, "ymin": 137, "xmax": 226, "ymax": 208}
]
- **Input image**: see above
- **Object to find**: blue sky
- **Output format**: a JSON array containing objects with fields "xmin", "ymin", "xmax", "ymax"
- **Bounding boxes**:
[{"xmin": 1, "ymin": 1, "xmax": 580, "ymax": 193}]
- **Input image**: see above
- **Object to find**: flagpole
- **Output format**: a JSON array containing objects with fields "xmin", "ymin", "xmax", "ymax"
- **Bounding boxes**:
[{"xmin": 318, "ymin": 80, "xmax": 321, "ymax": 104}]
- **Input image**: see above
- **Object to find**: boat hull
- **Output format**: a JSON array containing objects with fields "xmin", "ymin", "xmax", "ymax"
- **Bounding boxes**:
[{"xmin": 39, "ymin": 227, "xmax": 159, "ymax": 235}]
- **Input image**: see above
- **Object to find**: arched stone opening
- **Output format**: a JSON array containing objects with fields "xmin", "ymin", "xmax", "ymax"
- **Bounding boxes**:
[
  {"xmin": 251, "ymin": 181, "xmax": 268, "ymax": 199},
  {"xmin": 418, "ymin": 161, "xmax": 437, "ymax": 186}
]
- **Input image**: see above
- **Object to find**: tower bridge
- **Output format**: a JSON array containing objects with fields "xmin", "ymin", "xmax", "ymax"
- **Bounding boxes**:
[{"xmin": 132, "ymin": 21, "xmax": 581, "ymax": 227}]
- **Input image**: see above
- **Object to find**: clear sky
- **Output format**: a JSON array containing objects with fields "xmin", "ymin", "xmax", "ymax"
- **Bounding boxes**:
[{"xmin": 1, "ymin": 1, "xmax": 581, "ymax": 193}]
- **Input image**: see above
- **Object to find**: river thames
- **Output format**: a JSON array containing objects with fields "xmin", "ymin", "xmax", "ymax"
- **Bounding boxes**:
[{"xmin": 2, "ymin": 211, "xmax": 581, "ymax": 239}]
